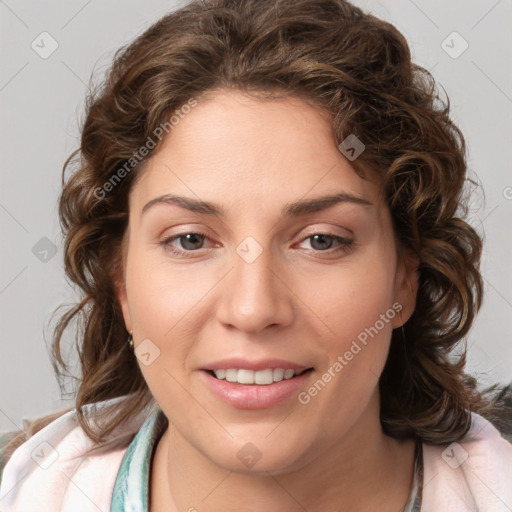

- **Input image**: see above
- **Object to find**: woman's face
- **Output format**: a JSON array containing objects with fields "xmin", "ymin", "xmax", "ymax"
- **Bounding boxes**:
[{"xmin": 117, "ymin": 89, "xmax": 418, "ymax": 473}]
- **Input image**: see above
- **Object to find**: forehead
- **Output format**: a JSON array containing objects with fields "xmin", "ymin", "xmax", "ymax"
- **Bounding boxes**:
[{"xmin": 129, "ymin": 89, "xmax": 382, "ymax": 215}]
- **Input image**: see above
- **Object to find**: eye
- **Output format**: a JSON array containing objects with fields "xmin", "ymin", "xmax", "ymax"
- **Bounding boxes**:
[
  {"xmin": 160, "ymin": 231, "xmax": 354, "ymax": 258},
  {"xmin": 160, "ymin": 231, "xmax": 213, "ymax": 256},
  {"xmin": 298, "ymin": 233, "xmax": 354, "ymax": 253}
]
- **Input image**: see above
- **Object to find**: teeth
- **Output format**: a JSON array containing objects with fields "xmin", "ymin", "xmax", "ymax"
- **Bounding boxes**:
[
  {"xmin": 284, "ymin": 369, "xmax": 295, "ymax": 379},
  {"xmin": 212, "ymin": 368, "xmax": 299, "ymax": 385},
  {"xmin": 226, "ymin": 369, "xmax": 238, "ymax": 382},
  {"xmin": 255, "ymin": 369, "xmax": 273, "ymax": 385},
  {"xmin": 238, "ymin": 369, "xmax": 255, "ymax": 384},
  {"xmin": 273, "ymin": 368, "xmax": 285, "ymax": 381},
  {"xmin": 215, "ymin": 369, "xmax": 226, "ymax": 379}
]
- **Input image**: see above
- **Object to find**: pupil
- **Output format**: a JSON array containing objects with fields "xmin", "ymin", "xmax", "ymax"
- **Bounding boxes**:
[
  {"xmin": 182, "ymin": 233, "xmax": 203, "ymax": 250},
  {"xmin": 311, "ymin": 234, "xmax": 332, "ymax": 250}
]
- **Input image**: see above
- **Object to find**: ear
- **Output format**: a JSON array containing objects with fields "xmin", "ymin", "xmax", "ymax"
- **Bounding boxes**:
[
  {"xmin": 114, "ymin": 231, "xmax": 132, "ymax": 333},
  {"xmin": 116, "ymin": 281, "xmax": 133, "ymax": 334},
  {"xmin": 391, "ymin": 248, "xmax": 419, "ymax": 329}
]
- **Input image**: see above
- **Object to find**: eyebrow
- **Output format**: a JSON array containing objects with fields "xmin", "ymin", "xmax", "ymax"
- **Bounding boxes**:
[{"xmin": 141, "ymin": 192, "xmax": 373, "ymax": 218}]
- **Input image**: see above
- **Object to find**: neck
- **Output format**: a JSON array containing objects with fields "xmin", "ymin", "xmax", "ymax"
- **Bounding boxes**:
[{"xmin": 151, "ymin": 392, "xmax": 416, "ymax": 512}]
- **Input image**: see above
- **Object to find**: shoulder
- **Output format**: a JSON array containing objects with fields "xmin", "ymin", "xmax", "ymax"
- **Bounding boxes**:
[
  {"xmin": 0, "ymin": 395, "xmax": 156, "ymax": 512},
  {"xmin": 422, "ymin": 412, "xmax": 512, "ymax": 511}
]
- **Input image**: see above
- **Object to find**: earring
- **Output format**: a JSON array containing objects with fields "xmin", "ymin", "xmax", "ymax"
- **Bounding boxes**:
[
  {"xmin": 397, "ymin": 310, "xmax": 407, "ymax": 346},
  {"xmin": 128, "ymin": 331, "xmax": 133, "ymax": 347}
]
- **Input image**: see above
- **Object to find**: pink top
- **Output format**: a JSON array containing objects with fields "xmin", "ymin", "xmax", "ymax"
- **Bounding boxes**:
[{"xmin": 1, "ymin": 397, "xmax": 511, "ymax": 511}]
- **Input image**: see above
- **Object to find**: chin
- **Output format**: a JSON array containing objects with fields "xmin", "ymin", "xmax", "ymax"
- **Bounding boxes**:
[{"xmin": 202, "ymin": 434, "xmax": 312, "ymax": 475}]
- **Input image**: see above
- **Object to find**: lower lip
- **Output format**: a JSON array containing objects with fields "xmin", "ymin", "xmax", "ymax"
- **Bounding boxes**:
[{"xmin": 200, "ymin": 370, "xmax": 313, "ymax": 410}]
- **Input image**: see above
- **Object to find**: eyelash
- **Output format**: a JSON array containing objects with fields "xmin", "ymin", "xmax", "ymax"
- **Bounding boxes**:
[{"xmin": 160, "ymin": 231, "xmax": 354, "ymax": 258}]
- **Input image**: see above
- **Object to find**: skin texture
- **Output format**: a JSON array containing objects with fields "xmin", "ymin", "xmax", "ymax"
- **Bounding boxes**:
[{"xmin": 117, "ymin": 88, "xmax": 419, "ymax": 511}]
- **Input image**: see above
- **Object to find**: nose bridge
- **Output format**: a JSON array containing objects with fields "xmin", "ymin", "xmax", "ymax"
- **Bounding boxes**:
[{"xmin": 216, "ymin": 235, "xmax": 293, "ymax": 332}]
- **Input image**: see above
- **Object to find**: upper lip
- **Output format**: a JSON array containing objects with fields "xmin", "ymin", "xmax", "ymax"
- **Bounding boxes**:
[{"xmin": 202, "ymin": 358, "xmax": 312, "ymax": 373}]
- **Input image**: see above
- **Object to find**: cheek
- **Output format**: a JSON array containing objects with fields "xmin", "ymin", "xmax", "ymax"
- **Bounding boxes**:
[
  {"xmin": 297, "ymin": 266, "xmax": 396, "ymax": 429},
  {"xmin": 303, "ymin": 252, "xmax": 397, "ymax": 343},
  {"xmin": 124, "ymin": 244, "xmax": 230, "ymax": 402},
  {"xmin": 125, "ymin": 250, "xmax": 206, "ymax": 410},
  {"xmin": 125, "ymin": 243, "xmax": 211, "ymax": 337},
  {"xmin": 295, "ymin": 249, "xmax": 398, "ymax": 413}
]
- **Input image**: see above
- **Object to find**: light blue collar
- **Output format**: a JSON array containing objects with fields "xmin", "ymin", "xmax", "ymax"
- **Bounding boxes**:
[{"xmin": 111, "ymin": 408, "xmax": 167, "ymax": 511}]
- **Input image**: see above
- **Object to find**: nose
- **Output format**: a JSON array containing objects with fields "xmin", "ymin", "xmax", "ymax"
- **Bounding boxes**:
[{"xmin": 215, "ymin": 242, "xmax": 294, "ymax": 334}]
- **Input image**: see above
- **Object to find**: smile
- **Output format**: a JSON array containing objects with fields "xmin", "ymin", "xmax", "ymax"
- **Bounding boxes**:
[
  {"xmin": 210, "ymin": 368, "xmax": 309, "ymax": 385},
  {"xmin": 202, "ymin": 368, "xmax": 314, "ymax": 409}
]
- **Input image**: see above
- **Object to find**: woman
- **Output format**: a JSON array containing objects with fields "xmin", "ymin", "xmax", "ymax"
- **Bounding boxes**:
[{"xmin": 1, "ymin": 0, "xmax": 511, "ymax": 510}]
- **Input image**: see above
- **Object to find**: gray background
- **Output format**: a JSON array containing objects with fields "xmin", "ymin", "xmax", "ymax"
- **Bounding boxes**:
[{"xmin": 1, "ymin": 0, "xmax": 511, "ymax": 433}]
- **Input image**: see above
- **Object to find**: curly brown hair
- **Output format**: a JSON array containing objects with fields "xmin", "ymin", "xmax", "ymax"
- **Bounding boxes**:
[{"xmin": 18, "ymin": 0, "xmax": 506, "ymax": 448}]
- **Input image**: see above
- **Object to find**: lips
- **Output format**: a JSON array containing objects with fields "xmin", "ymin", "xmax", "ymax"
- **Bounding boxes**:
[{"xmin": 200, "ymin": 358, "xmax": 314, "ymax": 409}]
